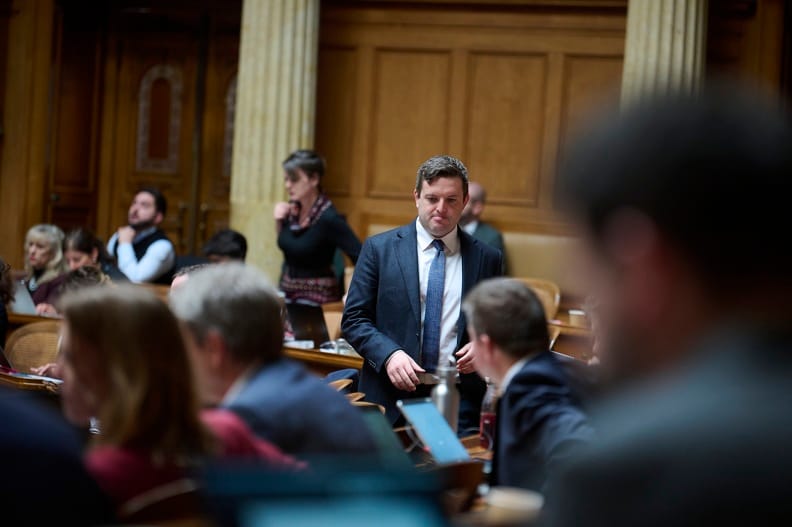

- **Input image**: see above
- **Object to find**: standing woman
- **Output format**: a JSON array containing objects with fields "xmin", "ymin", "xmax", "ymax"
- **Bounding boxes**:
[
  {"xmin": 22, "ymin": 224, "xmax": 68, "ymax": 306},
  {"xmin": 274, "ymin": 150, "xmax": 361, "ymax": 304},
  {"xmin": 64, "ymin": 228, "xmax": 128, "ymax": 282}
]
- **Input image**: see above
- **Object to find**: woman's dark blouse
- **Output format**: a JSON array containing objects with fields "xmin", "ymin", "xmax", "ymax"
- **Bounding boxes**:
[{"xmin": 277, "ymin": 206, "xmax": 361, "ymax": 278}]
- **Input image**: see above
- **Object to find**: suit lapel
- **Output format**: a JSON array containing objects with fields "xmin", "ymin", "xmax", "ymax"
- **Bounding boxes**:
[
  {"xmin": 395, "ymin": 223, "xmax": 421, "ymax": 327},
  {"xmin": 457, "ymin": 230, "xmax": 482, "ymax": 343}
]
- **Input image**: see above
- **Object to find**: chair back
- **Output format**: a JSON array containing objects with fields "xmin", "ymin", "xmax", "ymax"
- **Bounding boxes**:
[
  {"xmin": 515, "ymin": 277, "xmax": 561, "ymax": 320},
  {"xmin": 120, "ymin": 477, "xmax": 208, "ymax": 525},
  {"xmin": 3, "ymin": 320, "xmax": 61, "ymax": 373}
]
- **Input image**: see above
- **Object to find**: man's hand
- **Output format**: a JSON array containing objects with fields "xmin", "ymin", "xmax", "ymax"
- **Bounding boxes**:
[
  {"xmin": 455, "ymin": 342, "xmax": 476, "ymax": 374},
  {"xmin": 117, "ymin": 226, "xmax": 136, "ymax": 244},
  {"xmin": 385, "ymin": 350, "xmax": 425, "ymax": 392}
]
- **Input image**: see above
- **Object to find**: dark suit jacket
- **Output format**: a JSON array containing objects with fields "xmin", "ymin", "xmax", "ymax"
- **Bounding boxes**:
[
  {"xmin": 0, "ymin": 389, "xmax": 114, "ymax": 524},
  {"xmin": 223, "ymin": 358, "xmax": 375, "ymax": 456},
  {"xmin": 543, "ymin": 328, "xmax": 792, "ymax": 527},
  {"xmin": 492, "ymin": 351, "xmax": 593, "ymax": 492},
  {"xmin": 472, "ymin": 221, "xmax": 505, "ymax": 255},
  {"xmin": 342, "ymin": 221, "xmax": 504, "ymax": 429}
]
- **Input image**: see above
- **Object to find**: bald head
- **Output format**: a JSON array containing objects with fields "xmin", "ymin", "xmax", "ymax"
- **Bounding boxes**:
[{"xmin": 461, "ymin": 181, "xmax": 487, "ymax": 225}]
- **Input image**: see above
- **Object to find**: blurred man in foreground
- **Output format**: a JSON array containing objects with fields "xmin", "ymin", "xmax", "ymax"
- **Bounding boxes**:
[
  {"xmin": 543, "ymin": 87, "xmax": 792, "ymax": 526},
  {"xmin": 170, "ymin": 263, "xmax": 375, "ymax": 457}
]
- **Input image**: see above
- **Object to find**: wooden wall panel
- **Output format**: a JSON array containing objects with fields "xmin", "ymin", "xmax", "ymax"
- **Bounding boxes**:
[
  {"xmin": 316, "ymin": 46, "xmax": 358, "ymax": 197},
  {"xmin": 316, "ymin": 3, "xmax": 627, "ymax": 239},
  {"xmin": 465, "ymin": 52, "xmax": 547, "ymax": 208},
  {"xmin": 369, "ymin": 49, "xmax": 451, "ymax": 198},
  {"xmin": 557, "ymin": 54, "xmax": 622, "ymax": 169}
]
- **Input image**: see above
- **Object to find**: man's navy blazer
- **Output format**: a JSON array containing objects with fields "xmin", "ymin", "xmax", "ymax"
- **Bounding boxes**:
[
  {"xmin": 492, "ymin": 351, "xmax": 593, "ymax": 492},
  {"xmin": 342, "ymin": 221, "xmax": 503, "ymax": 427},
  {"xmin": 223, "ymin": 358, "xmax": 375, "ymax": 455}
]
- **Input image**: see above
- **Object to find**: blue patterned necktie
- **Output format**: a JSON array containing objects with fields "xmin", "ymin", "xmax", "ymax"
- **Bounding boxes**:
[{"xmin": 422, "ymin": 239, "xmax": 446, "ymax": 373}]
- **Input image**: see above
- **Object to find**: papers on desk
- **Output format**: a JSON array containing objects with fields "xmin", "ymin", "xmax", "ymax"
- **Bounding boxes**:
[
  {"xmin": 283, "ymin": 339, "xmax": 315, "ymax": 350},
  {"xmin": 5, "ymin": 371, "xmax": 63, "ymax": 384}
]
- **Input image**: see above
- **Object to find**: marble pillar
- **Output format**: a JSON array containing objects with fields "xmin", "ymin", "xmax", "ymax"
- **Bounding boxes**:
[
  {"xmin": 621, "ymin": 0, "xmax": 708, "ymax": 106},
  {"xmin": 230, "ymin": 0, "xmax": 320, "ymax": 281}
]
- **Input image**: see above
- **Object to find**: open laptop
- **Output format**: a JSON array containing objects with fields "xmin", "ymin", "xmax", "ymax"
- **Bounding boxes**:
[
  {"xmin": 284, "ymin": 301, "xmax": 330, "ymax": 347},
  {"xmin": 397, "ymin": 398, "xmax": 471, "ymax": 465},
  {"xmin": 10, "ymin": 281, "xmax": 37, "ymax": 315}
]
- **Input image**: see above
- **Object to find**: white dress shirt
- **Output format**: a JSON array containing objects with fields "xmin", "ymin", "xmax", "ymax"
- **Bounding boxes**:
[
  {"xmin": 416, "ymin": 218, "xmax": 463, "ymax": 369},
  {"xmin": 107, "ymin": 227, "xmax": 176, "ymax": 283}
]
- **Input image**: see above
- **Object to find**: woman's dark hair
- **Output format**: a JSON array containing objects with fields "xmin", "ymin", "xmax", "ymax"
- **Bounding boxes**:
[
  {"xmin": 282, "ymin": 150, "xmax": 325, "ymax": 185},
  {"xmin": 64, "ymin": 229, "xmax": 111, "ymax": 264},
  {"xmin": 0, "ymin": 257, "xmax": 13, "ymax": 305}
]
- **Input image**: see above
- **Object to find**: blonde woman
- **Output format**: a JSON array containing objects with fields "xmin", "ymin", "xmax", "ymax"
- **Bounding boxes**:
[
  {"xmin": 57, "ymin": 286, "xmax": 299, "ymax": 519},
  {"xmin": 22, "ymin": 224, "xmax": 67, "ymax": 306}
]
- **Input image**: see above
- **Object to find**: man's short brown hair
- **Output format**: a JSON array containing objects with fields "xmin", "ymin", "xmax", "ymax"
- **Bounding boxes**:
[
  {"xmin": 463, "ymin": 278, "xmax": 549, "ymax": 359},
  {"xmin": 415, "ymin": 155, "xmax": 469, "ymax": 197}
]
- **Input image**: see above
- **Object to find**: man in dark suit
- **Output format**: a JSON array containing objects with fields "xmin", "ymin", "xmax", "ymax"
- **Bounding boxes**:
[
  {"xmin": 460, "ymin": 182, "xmax": 505, "ymax": 257},
  {"xmin": 542, "ymin": 87, "xmax": 792, "ymax": 525},
  {"xmin": 0, "ymin": 389, "xmax": 113, "ymax": 524},
  {"xmin": 170, "ymin": 263, "xmax": 375, "ymax": 457},
  {"xmin": 462, "ymin": 278, "xmax": 592, "ymax": 492},
  {"xmin": 342, "ymin": 155, "xmax": 503, "ymax": 433}
]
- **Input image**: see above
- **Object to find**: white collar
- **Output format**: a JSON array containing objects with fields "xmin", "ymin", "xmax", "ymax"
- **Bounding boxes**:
[
  {"xmin": 220, "ymin": 365, "xmax": 257, "ymax": 406},
  {"xmin": 133, "ymin": 226, "xmax": 158, "ymax": 242},
  {"xmin": 461, "ymin": 220, "xmax": 479, "ymax": 236},
  {"xmin": 415, "ymin": 218, "xmax": 460, "ymax": 254},
  {"xmin": 500, "ymin": 357, "xmax": 530, "ymax": 395}
]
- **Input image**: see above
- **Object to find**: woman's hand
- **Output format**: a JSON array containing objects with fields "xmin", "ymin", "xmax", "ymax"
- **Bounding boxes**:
[
  {"xmin": 35, "ymin": 303, "xmax": 59, "ymax": 316},
  {"xmin": 274, "ymin": 202, "xmax": 291, "ymax": 221},
  {"xmin": 31, "ymin": 362, "xmax": 61, "ymax": 378}
]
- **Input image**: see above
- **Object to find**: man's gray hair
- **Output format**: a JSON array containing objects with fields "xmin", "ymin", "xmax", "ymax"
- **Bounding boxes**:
[{"xmin": 169, "ymin": 263, "xmax": 284, "ymax": 365}]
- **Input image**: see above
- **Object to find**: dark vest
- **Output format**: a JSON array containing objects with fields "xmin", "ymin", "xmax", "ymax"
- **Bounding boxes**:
[{"xmin": 133, "ymin": 229, "xmax": 175, "ymax": 285}]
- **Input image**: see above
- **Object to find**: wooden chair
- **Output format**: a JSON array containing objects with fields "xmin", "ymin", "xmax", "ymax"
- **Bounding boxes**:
[
  {"xmin": 3, "ymin": 320, "xmax": 61, "ymax": 373},
  {"xmin": 137, "ymin": 283, "xmax": 171, "ymax": 303},
  {"xmin": 515, "ymin": 277, "xmax": 561, "ymax": 320},
  {"xmin": 119, "ymin": 478, "xmax": 209, "ymax": 525}
]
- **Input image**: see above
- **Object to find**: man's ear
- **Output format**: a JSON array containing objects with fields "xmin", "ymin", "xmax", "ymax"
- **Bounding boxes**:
[
  {"xmin": 478, "ymin": 333, "xmax": 495, "ymax": 360},
  {"xmin": 154, "ymin": 211, "xmax": 164, "ymax": 225},
  {"xmin": 601, "ymin": 208, "xmax": 670, "ymax": 329},
  {"xmin": 413, "ymin": 188, "xmax": 420, "ymax": 208},
  {"xmin": 204, "ymin": 330, "xmax": 229, "ymax": 371}
]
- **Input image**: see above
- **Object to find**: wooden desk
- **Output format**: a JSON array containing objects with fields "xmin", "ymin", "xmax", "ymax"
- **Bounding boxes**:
[
  {"xmin": 548, "ymin": 320, "xmax": 592, "ymax": 362},
  {"xmin": 283, "ymin": 347, "xmax": 363, "ymax": 377}
]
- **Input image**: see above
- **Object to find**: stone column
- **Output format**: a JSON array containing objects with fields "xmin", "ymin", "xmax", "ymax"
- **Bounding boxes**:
[
  {"xmin": 621, "ymin": 0, "xmax": 708, "ymax": 106},
  {"xmin": 230, "ymin": 0, "xmax": 320, "ymax": 281}
]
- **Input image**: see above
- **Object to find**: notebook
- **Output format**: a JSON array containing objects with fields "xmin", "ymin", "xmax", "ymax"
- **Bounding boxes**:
[{"xmin": 397, "ymin": 398, "xmax": 471, "ymax": 465}]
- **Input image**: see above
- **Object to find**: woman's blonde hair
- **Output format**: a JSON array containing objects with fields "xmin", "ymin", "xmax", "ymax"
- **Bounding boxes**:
[
  {"xmin": 59, "ymin": 285, "xmax": 213, "ymax": 462},
  {"xmin": 24, "ymin": 224, "xmax": 67, "ymax": 282}
]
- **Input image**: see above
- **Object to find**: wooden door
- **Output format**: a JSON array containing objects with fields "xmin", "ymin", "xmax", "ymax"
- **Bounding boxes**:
[
  {"xmin": 102, "ymin": 31, "xmax": 198, "ymax": 253},
  {"xmin": 44, "ymin": 1, "xmax": 106, "ymax": 232},
  {"xmin": 195, "ymin": 33, "xmax": 238, "ymax": 249}
]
